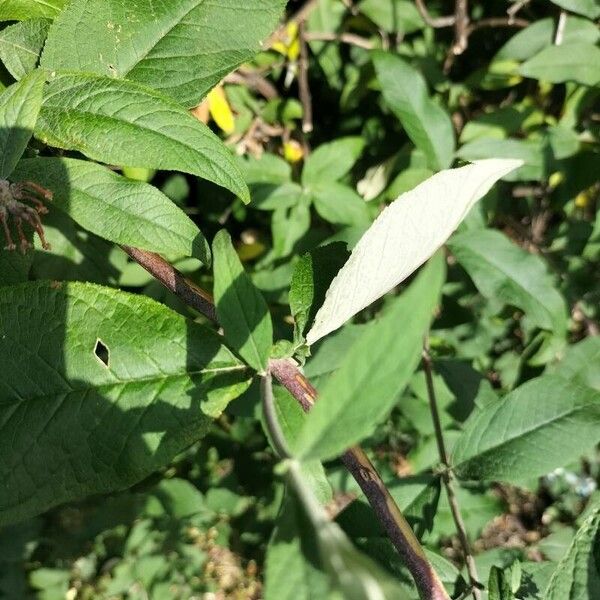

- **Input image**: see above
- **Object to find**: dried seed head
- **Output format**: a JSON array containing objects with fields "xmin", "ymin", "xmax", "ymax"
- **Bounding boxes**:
[{"xmin": 0, "ymin": 179, "xmax": 52, "ymax": 253}]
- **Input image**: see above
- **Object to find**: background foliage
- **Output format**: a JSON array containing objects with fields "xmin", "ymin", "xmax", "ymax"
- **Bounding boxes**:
[{"xmin": 0, "ymin": 0, "xmax": 599, "ymax": 598}]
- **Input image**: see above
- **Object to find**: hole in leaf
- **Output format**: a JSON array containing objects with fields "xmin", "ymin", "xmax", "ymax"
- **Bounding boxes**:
[{"xmin": 94, "ymin": 339, "xmax": 110, "ymax": 368}]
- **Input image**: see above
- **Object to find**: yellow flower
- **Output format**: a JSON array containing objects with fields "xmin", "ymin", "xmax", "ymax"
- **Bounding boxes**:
[{"xmin": 207, "ymin": 85, "xmax": 235, "ymax": 134}]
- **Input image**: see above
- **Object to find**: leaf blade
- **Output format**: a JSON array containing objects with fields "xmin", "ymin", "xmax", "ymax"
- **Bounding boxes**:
[
  {"xmin": 36, "ymin": 72, "xmax": 249, "ymax": 201},
  {"xmin": 212, "ymin": 230, "xmax": 273, "ymax": 373},
  {"xmin": 305, "ymin": 159, "xmax": 522, "ymax": 345}
]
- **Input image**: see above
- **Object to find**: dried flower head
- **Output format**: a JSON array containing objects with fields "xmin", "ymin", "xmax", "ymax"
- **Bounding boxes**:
[{"xmin": 0, "ymin": 179, "xmax": 52, "ymax": 253}]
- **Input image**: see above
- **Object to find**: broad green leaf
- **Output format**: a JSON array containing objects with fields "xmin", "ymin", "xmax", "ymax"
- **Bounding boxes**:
[
  {"xmin": 457, "ymin": 138, "xmax": 545, "ymax": 181},
  {"xmin": 295, "ymin": 254, "xmax": 445, "ymax": 461},
  {"xmin": 495, "ymin": 17, "xmax": 600, "ymax": 62},
  {"xmin": 0, "ymin": 281, "xmax": 250, "ymax": 526},
  {"xmin": 302, "ymin": 137, "xmax": 365, "ymax": 185},
  {"xmin": 372, "ymin": 50, "xmax": 455, "ymax": 171},
  {"xmin": 12, "ymin": 158, "xmax": 210, "ymax": 264},
  {"xmin": 0, "ymin": 70, "xmax": 45, "ymax": 178},
  {"xmin": 448, "ymin": 229, "xmax": 567, "ymax": 337},
  {"xmin": 549, "ymin": 337, "xmax": 600, "ymax": 391},
  {"xmin": 252, "ymin": 182, "xmax": 304, "ymax": 211},
  {"xmin": 212, "ymin": 230, "xmax": 273, "ymax": 373},
  {"xmin": 36, "ymin": 73, "xmax": 249, "ymax": 202},
  {"xmin": 312, "ymin": 182, "xmax": 370, "ymax": 227},
  {"xmin": 0, "ymin": 0, "xmax": 66, "ymax": 20},
  {"xmin": 549, "ymin": 0, "xmax": 600, "ymax": 19},
  {"xmin": 41, "ymin": 0, "xmax": 286, "ymax": 107},
  {"xmin": 271, "ymin": 199, "xmax": 311, "ymax": 260},
  {"xmin": 306, "ymin": 159, "xmax": 522, "ymax": 345},
  {"xmin": 520, "ymin": 43, "xmax": 600, "ymax": 87},
  {"xmin": 0, "ymin": 18, "xmax": 50, "ymax": 81},
  {"xmin": 545, "ymin": 509, "xmax": 600, "ymax": 599},
  {"xmin": 452, "ymin": 376, "xmax": 600, "ymax": 482}
]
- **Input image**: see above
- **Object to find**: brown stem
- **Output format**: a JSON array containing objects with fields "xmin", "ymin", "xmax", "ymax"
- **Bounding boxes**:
[
  {"xmin": 415, "ymin": 0, "xmax": 456, "ymax": 28},
  {"xmin": 122, "ymin": 244, "xmax": 450, "ymax": 600},
  {"xmin": 304, "ymin": 31, "xmax": 373, "ymax": 49},
  {"xmin": 422, "ymin": 338, "xmax": 481, "ymax": 600}
]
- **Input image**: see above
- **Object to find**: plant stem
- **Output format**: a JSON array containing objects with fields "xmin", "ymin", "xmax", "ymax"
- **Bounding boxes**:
[
  {"xmin": 260, "ymin": 372, "xmax": 291, "ymax": 459},
  {"xmin": 422, "ymin": 337, "xmax": 482, "ymax": 600},
  {"xmin": 122, "ymin": 244, "xmax": 450, "ymax": 600}
]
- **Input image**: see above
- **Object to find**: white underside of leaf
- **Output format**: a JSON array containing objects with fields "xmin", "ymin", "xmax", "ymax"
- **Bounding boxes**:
[{"xmin": 305, "ymin": 159, "xmax": 523, "ymax": 345}]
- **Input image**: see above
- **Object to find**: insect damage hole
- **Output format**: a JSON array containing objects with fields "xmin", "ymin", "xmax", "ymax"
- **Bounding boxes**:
[{"xmin": 94, "ymin": 338, "xmax": 110, "ymax": 368}]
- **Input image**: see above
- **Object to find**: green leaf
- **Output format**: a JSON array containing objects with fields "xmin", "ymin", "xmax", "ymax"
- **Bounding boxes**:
[
  {"xmin": 0, "ymin": 0, "xmax": 66, "ymax": 20},
  {"xmin": 212, "ymin": 230, "xmax": 273, "ymax": 373},
  {"xmin": 264, "ymin": 494, "xmax": 332, "ymax": 600},
  {"xmin": 36, "ymin": 72, "xmax": 249, "ymax": 202},
  {"xmin": 549, "ymin": 0, "xmax": 600, "ymax": 19},
  {"xmin": 457, "ymin": 138, "xmax": 546, "ymax": 181},
  {"xmin": 545, "ymin": 509, "xmax": 600, "ymax": 599},
  {"xmin": 294, "ymin": 253, "xmax": 445, "ymax": 461},
  {"xmin": 520, "ymin": 43, "xmax": 600, "ymax": 87},
  {"xmin": 488, "ymin": 565, "xmax": 516, "ymax": 600},
  {"xmin": 495, "ymin": 17, "xmax": 600, "ymax": 62},
  {"xmin": 0, "ymin": 70, "xmax": 45, "ymax": 179},
  {"xmin": 372, "ymin": 50, "xmax": 455, "ymax": 171},
  {"xmin": 0, "ymin": 242, "xmax": 32, "ymax": 284},
  {"xmin": 448, "ymin": 229, "xmax": 568, "ymax": 338},
  {"xmin": 360, "ymin": 0, "xmax": 424, "ymax": 34},
  {"xmin": 302, "ymin": 137, "xmax": 365, "ymax": 185},
  {"xmin": 549, "ymin": 337, "xmax": 600, "ymax": 391},
  {"xmin": 312, "ymin": 182, "xmax": 370, "ymax": 227},
  {"xmin": 12, "ymin": 157, "xmax": 211, "ymax": 264},
  {"xmin": 41, "ymin": 0, "xmax": 286, "ymax": 107},
  {"xmin": 0, "ymin": 281, "xmax": 250, "ymax": 526},
  {"xmin": 0, "ymin": 18, "xmax": 50, "ymax": 81},
  {"xmin": 289, "ymin": 242, "xmax": 350, "ymax": 342},
  {"xmin": 452, "ymin": 376, "xmax": 600, "ymax": 482}
]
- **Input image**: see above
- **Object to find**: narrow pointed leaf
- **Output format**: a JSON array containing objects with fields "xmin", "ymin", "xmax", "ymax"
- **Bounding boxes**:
[
  {"xmin": 0, "ymin": 282, "xmax": 250, "ymax": 526},
  {"xmin": 0, "ymin": 70, "xmax": 45, "ymax": 178},
  {"xmin": 35, "ymin": 73, "xmax": 249, "ymax": 202},
  {"xmin": 452, "ymin": 376, "xmax": 600, "ymax": 482},
  {"xmin": 545, "ymin": 509, "xmax": 600, "ymax": 599},
  {"xmin": 41, "ymin": 0, "xmax": 286, "ymax": 107},
  {"xmin": 373, "ymin": 50, "xmax": 455, "ymax": 171},
  {"xmin": 212, "ymin": 230, "xmax": 273, "ymax": 373},
  {"xmin": 448, "ymin": 228, "xmax": 567, "ymax": 336},
  {"xmin": 306, "ymin": 159, "xmax": 522, "ymax": 345},
  {"xmin": 12, "ymin": 157, "xmax": 211, "ymax": 264},
  {"xmin": 296, "ymin": 254, "xmax": 445, "ymax": 461}
]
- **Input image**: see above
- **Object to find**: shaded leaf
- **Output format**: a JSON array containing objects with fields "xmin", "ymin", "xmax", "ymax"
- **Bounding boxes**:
[
  {"xmin": 302, "ymin": 137, "xmax": 365, "ymax": 185},
  {"xmin": 0, "ymin": 281, "xmax": 250, "ymax": 526}
]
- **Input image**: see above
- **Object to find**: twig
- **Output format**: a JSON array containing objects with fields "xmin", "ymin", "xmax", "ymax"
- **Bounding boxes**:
[
  {"xmin": 452, "ymin": 0, "xmax": 470, "ymax": 55},
  {"xmin": 466, "ymin": 16, "xmax": 529, "ymax": 34},
  {"xmin": 123, "ymin": 244, "xmax": 450, "ymax": 600},
  {"xmin": 271, "ymin": 357, "xmax": 450, "ymax": 600},
  {"xmin": 507, "ymin": 0, "xmax": 531, "ymax": 24},
  {"xmin": 224, "ymin": 70, "xmax": 278, "ymax": 100},
  {"xmin": 304, "ymin": 31, "xmax": 373, "ymax": 49},
  {"xmin": 298, "ymin": 20, "xmax": 313, "ymax": 134},
  {"xmin": 415, "ymin": 0, "xmax": 456, "ymax": 28},
  {"xmin": 554, "ymin": 10, "xmax": 567, "ymax": 45},
  {"xmin": 422, "ymin": 338, "xmax": 482, "ymax": 600}
]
